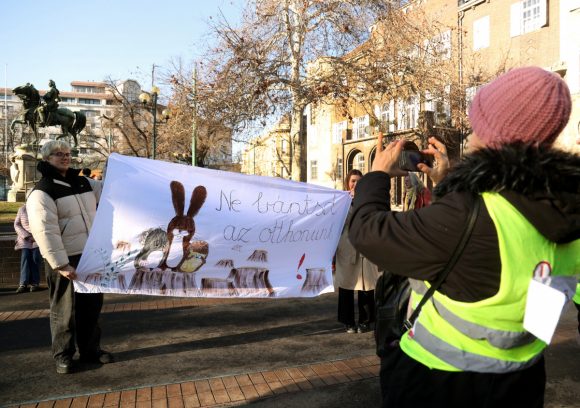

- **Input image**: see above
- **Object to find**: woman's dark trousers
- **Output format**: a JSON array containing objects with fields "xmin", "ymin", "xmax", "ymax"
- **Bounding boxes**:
[{"xmin": 338, "ymin": 287, "xmax": 375, "ymax": 325}]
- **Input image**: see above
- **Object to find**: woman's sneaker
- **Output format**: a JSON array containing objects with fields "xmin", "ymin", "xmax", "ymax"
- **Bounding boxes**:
[
  {"xmin": 29, "ymin": 285, "xmax": 40, "ymax": 292},
  {"xmin": 56, "ymin": 356, "xmax": 73, "ymax": 374},
  {"xmin": 357, "ymin": 323, "xmax": 370, "ymax": 333},
  {"xmin": 345, "ymin": 325, "xmax": 356, "ymax": 334},
  {"xmin": 15, "ymin": 285, "xmax": 27, "ymax": 294}
]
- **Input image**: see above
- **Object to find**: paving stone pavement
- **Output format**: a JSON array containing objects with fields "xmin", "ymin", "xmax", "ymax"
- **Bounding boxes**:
[{"xmin": 0, "ymin": 288, "xmax": 578, "ymax": 407}]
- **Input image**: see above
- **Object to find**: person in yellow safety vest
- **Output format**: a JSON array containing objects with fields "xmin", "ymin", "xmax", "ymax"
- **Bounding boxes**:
[{"xmin": 349, "ymin": 66, "xmax": 580, "ymax": 408}]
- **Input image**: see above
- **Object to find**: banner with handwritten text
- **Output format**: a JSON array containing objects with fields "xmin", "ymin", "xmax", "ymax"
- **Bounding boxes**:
[{"xmin": 75, "ymin": 153, "xmax": 350, "ymax": 298}]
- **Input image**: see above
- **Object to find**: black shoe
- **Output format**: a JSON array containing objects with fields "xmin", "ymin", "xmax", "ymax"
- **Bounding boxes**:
[
  {"xmin": 80, "ymin": 350, "xmax": 114, "ymax": 364},
  {"xmin": 29, "ymin": 285, "xmax": 40, "ymax": 292},
  {"xmin": 56, "ymin": 356, "xmax": 73, "ymax": 374},
  {"xmin": 15, "ymin": 285, "xmax": 27, "ymax": 294},
  {"xmin": 345, "ymin": 325, "xmax": 356, "ymax": 334},
  {"xmin": 357, "ymin": 323, "xmax": 370, "ymax": 333}
]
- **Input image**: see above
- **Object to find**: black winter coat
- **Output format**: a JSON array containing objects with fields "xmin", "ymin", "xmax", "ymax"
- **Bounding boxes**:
[{"xmin": 349, "ymin": 144, "xmax": 580, "ymax": 303}]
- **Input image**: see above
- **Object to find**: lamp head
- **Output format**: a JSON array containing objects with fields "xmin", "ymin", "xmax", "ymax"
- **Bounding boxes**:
[{"xmin": 139, "ymin": 92, "xmax": 150, "ymax": 105}]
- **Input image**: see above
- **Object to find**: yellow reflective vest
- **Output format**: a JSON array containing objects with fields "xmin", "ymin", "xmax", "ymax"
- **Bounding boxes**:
[{"xmin": 400, "ymin": 192, "xmax": 580, "ymax": 373}]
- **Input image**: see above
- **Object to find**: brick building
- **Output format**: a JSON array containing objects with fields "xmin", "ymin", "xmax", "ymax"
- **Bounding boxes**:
[{"xmin": 306, "ymin": 0, "xmax": 580, "ymax": 199}]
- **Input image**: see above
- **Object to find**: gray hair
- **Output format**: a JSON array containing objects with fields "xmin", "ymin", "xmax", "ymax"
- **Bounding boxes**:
[{"xmin": 41, "ymin": 140, "xmax": 71, "ymax": 160}]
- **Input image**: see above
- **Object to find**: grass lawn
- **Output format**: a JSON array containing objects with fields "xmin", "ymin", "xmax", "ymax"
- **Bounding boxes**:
[{"xmin": 0, "ymin": 201, "xmax": 23, "ymax": 224}]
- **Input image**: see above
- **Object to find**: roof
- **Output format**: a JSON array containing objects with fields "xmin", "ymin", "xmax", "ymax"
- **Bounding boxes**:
[
  {"xmin": 0, "ymin": 87, "xmax": 113, "ymax": 100},
  {"xmin": 70, "ymin": 81, "xmax": 107, "ymax": 87}
]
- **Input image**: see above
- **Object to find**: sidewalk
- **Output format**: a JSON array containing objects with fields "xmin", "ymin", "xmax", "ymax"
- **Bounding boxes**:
[{"xmin": 0, "ymin": 288, "xmax": 578, "ymax": 407}]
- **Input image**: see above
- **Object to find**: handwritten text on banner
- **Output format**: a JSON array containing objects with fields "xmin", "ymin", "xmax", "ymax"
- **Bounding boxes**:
[{"xmin": 75, "ymin": 154, "xmax": 350, "ymax": 298}]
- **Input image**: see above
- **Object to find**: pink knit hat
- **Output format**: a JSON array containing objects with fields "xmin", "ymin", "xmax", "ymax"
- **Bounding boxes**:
[{"xmin": 468, "ymin": 66, "xmax": 571, "ymax": 147}]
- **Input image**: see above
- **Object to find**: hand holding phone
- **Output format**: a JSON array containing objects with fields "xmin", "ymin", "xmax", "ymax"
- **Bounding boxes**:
[{"xmin": 398, "ymin": 142, "xmax": 433, "ymax": 172}]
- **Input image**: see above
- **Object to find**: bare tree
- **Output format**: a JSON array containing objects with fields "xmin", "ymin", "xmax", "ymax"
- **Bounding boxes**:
[
  {"xmin": 198, "ymin": 0, "xmax": 390, "ymax": 181},
  {"xmin": 160, "ymin": 59, "xmax": 233, "ymax": 168},
  {"xmin": 101, "ymin": 78, "xmax": 153, "ymax": 158},
  {"xmin": 311, "ymin": 5, "xmax": 509, "ymax": 151}
]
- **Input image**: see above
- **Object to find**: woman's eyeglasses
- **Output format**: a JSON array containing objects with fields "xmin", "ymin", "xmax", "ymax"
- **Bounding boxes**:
[{"xmin": 50, "ymin": 152, "xmax": 71, "ymax": 158}]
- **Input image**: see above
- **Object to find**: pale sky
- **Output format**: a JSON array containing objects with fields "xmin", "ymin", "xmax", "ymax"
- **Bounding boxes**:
[{"xmin": 1, "ymin": 0, "xmax": 245, "ymax": 91}]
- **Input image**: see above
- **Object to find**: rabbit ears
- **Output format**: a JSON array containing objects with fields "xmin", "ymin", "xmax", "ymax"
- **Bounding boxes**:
[{"xmin": 169, "ymin": 181, "xmax": 207, "ymax": 217}]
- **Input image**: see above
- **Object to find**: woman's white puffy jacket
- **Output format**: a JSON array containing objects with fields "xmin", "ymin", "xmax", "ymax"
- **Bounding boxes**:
[{"xmin": 27, "ymin": 161, "xmax": 101, "ymax": 269}]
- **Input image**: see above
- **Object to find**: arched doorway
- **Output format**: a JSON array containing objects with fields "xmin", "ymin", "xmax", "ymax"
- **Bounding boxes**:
[{"xmin": 346, "ymin": 149, "xmax": 364, "ymax": 173}]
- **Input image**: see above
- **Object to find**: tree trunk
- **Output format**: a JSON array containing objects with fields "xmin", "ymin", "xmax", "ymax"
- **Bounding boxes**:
[{"xmin": 290, "ymin": 104, "xmax": 306, "ymax": 182}]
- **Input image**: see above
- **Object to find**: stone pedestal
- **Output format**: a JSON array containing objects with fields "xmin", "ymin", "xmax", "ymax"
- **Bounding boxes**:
[{"xmin": 7, "ymin": 144, "xmax": 40, "ymax": 202}]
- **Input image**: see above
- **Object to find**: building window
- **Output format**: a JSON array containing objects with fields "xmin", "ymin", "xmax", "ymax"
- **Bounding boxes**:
[
  {"xmin": 81, "ymin": 110, "xmax": 99, "ymax": 118},
  {"xmin": 397, "ymin": 96, "xmax": 419, "ymax": 130},
  {"xmin": 511, "ymin": 0, "xmax": 547, "ymax": 37},
  {"xmin": 465, "ymin": 86, "xmax": 482, "ymax": 113},
  {"xmin": 310, "ymin": 160, "xmax": 318, "ymax": 180},
  {"xmin": 379, "ymin": 101, "xmax": 395, "ymax": 132},
  {"xmin": 78, "ymin": 98, "xmax": 101, "ymax": 105},
  {"xmin": 337, "ymin": 158, "xmax": 343, "ymax": 182},
  {"xmin": 473, "ymin": 16, "xmax": 490, "ymax": 50},
  {"xmin": 309, "ymin": 104, "xmax": 317, "ymax": 125},
  {"xmin": 332, "ymin": 121, "xmax": 347, "ymax": 144},
  {"xmin": 353, "ymin": 115, "xmax": 369, "ymax": 140},
  {"xmin": 426, "ymin": 86, "xmax": 451, "ymax": 126},
  {"xmin": 435, "ymin": 30, "xmax": 451, "ymax": 60},
  {"xmin": 72, "ymin": 85, "xmax": 104, "ymax": 94},
  {"xmin": 0, "ymin": 105, "xmax": 13, "ymax": 118},
  {"xmin": 354, "ymin": 152, "xmax": 365, "ymax": 172},
  {"xmin": 426, "ymin": 30, "xmax": 451, "ymax": 62}
]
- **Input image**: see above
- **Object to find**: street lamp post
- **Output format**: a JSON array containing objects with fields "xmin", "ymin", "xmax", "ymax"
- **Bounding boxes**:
[
  {"xmin": 139, "ymin": 86, "xmax": 164, "ymax": 160},
  {"xmin": 191, "ymin": 64, "xmax": 198, "ymax": 166}
]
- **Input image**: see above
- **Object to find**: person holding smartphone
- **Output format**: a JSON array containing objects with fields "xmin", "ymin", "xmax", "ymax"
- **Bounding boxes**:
[{"xmin": 349, "ymin": 67, "xmax": 579, "ymax": 407}]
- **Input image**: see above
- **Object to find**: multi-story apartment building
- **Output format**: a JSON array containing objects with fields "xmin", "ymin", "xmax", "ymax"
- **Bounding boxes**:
[
  {"xmin": 241, "ymin": 117, "xmax": 292, "ymax": 177},
  {"xmin": 307, "ymin": 0, "xmax": 580, "ymax": 197}
]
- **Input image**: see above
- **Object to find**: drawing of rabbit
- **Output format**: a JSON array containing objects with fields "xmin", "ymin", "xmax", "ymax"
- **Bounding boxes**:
[{"xmin": 158, "ymin": 180, "xmax": 207, "ymax": 272}]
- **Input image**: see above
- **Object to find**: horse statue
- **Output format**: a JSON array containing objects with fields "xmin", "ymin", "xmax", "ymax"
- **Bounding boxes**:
[{"xmin": 10, "ymin": 83, "xmax": 86, "ymax": 147}]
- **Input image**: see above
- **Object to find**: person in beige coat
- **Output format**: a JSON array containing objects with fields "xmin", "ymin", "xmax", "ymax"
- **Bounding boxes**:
[
  {"xmin": 335, "ymin": 169, "xmax": 381, "ymax": 333},
  {"xmin": 27, "ymin": 140, "xmax": 111, "ymax": 375}
]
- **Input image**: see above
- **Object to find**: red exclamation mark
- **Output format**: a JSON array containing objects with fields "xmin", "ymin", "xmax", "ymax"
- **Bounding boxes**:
[{"xmin": 296, "ymin": 253, "xmax": 305, "ymax": 279}]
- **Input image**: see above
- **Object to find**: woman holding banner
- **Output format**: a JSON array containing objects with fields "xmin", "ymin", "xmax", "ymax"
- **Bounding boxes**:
[
  {"xmin": 335, "ymin": 169, "xmax": 381, "ymax": 334},
  {"xmin": 27, "ymin": 140, "xmax": 112, "ymax": 374}
]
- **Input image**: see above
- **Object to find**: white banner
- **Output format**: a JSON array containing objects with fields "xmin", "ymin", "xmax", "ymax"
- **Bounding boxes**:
[{"xmin": 75, "ymin": 154, "xmax": 350, "ymax": 298}]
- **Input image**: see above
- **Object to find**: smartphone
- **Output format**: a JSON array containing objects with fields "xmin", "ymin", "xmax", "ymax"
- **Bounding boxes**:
[{"xmin": 399, "ymin": 148, "xmax": 433, "ymax": 172}]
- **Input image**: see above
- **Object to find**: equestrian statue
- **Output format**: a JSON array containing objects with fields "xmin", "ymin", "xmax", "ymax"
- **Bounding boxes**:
[{"xmin": 10, "ymin": 80, "xmax": 86, "ymax": 147}]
